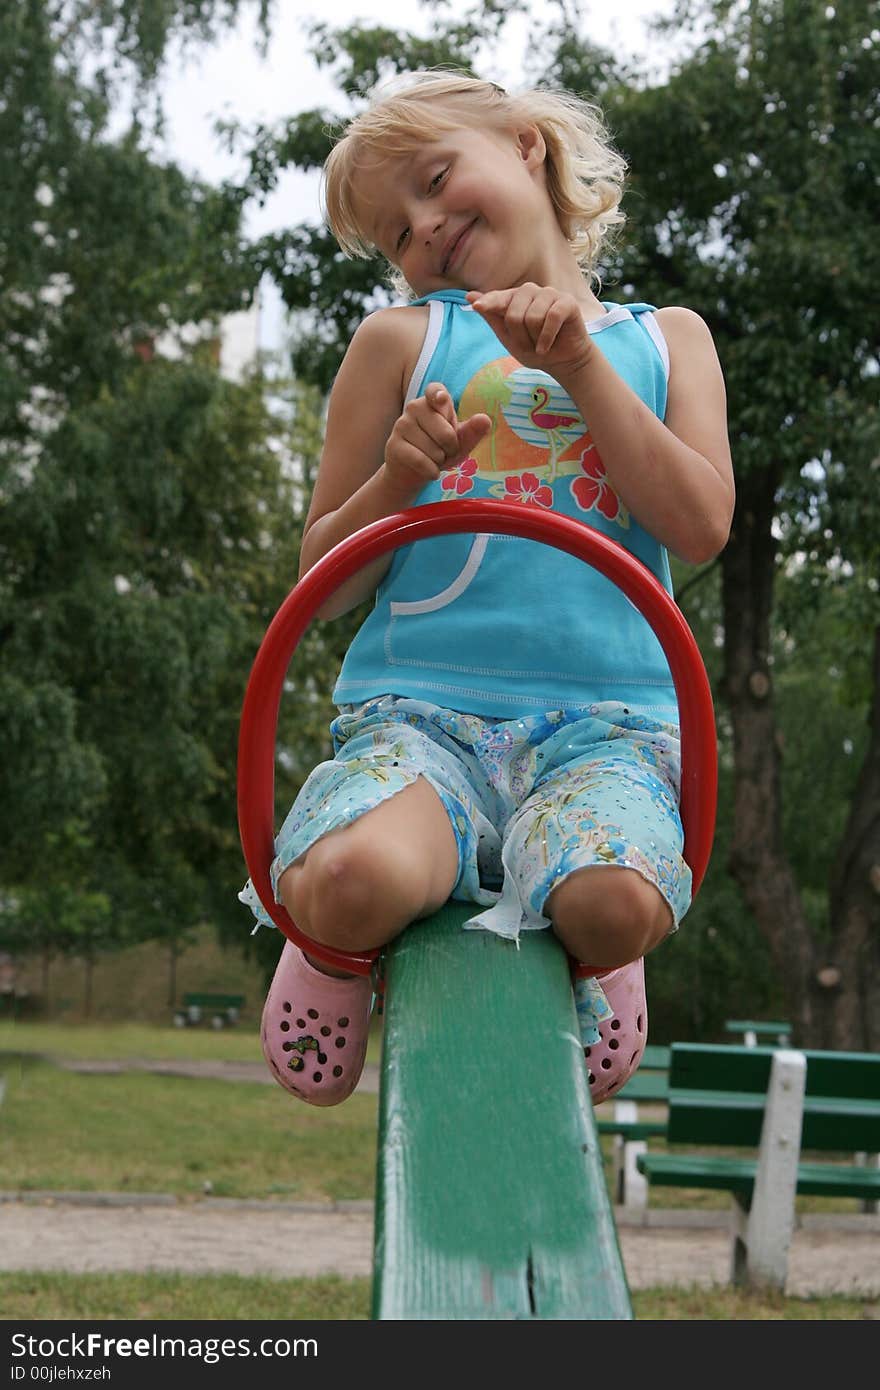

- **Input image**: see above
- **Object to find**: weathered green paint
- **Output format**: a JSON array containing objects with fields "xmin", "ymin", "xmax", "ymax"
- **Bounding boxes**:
[{"xmin": 372, "ymin": 902, "xmax": 633, "ymax": 1320}]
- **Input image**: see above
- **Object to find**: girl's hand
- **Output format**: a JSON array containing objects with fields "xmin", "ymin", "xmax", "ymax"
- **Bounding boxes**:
[
  {"xmin": 383, "ymin": 383, "xmax": 490, "ymax": 493},
  {"xmin": 466, "ymin": 284, "xmax": 593, "ymax": 384}
]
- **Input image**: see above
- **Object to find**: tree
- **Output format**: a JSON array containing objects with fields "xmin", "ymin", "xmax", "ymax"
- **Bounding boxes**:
[
  {"xmin": 0, "ymin": 0, "xmax": 299, "ymax": 1005},
  {"xmin": 594, "ymin": 0, "xmax": 879, "ymax": 1046}
]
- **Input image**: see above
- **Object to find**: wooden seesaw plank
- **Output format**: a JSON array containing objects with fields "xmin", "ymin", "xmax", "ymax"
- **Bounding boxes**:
[{"xmin": 372, "ymin": 902, "xmax": 632, "ymax": 1319}]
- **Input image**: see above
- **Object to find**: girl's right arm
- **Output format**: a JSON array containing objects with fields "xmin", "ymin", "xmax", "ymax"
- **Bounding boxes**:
[{"xmin": 301, "ymin": 307, "xmax": 490, "ymax": 620}]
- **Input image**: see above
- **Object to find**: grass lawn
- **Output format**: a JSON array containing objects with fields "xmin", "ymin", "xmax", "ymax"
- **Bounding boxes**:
[
  {"xmin": 0, "ymin": 1271, "xmax": 872, "ymax": 1321},
  {"xmin": 0, "ymin": 1018, "xmax": 384, "ymax": 1065}
]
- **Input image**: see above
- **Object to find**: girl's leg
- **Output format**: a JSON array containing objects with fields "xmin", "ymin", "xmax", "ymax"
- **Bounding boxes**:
[
  {"xmin": 497, "ymin": 707, "xmax": 690, "ymax": 1101},
  {"xmin": 277, "ymin": 774, "xmax": 460, "ymax": 964},
  {"xmin": 260, "ymin": 778, "xmax": 459, "ymax": 1108},
  {"xmin": 544, "ymin": 865, "xmax": 672, "ymax": 970}
]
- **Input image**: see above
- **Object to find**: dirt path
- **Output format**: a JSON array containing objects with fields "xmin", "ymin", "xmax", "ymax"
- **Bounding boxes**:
[
  {"xmin": 1, "ymin": 1195, "xmax": 878, "ymax": 1299},
  {"xmin": 47, "ymin": 1055, "xmax": 380, "ymax": 1092}
]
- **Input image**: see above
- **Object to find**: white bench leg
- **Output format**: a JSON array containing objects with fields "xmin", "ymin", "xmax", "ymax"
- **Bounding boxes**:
[
  {"xmin": 611, "ymin": 1099, "xmax": 648, "ymax": 1210},
  {"xmin": 734, "ymin": 1048, "xmax": 806, "ymax": 1292},
  {"xmin": 855, "ymin": 1152, "xmax": 880, "ymax": 1215}
]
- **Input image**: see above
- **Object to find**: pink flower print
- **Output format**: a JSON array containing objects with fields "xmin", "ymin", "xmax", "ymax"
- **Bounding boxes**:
[
  {"xmin": 570, "ymin": 447, "xmax": 619, "ymax": 519},
  {"xmin": 504, "ymin": 471, "xmax": 554, "ymax": 507},
  {"xmin": 441, "ymin": 457, "xmax": 478, "ymax": 496}
]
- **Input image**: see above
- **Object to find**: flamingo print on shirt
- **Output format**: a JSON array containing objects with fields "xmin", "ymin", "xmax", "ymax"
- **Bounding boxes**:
[{"xmin": 445, "ymin": 357, "xmax": 629, "ymax": 528}]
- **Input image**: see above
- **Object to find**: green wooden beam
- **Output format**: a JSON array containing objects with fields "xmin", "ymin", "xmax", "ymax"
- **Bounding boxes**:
[{"xmin": 372, "ymin": 902, "xmax": 633, "ymax": 1320}]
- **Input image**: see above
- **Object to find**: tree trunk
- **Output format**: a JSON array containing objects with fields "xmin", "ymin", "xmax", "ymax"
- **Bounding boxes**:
[
  {"xmin": 822, "ymin": 624, "xmax": 880, "ymax": 1050},
  {"xmin": 41, "ymin": 942, "xmax": 51, "ymax": 1017},
  {"xmin": 168, "ymin": 938, "xmax": 180, "ymax": 1009},
  {"xmin": 83, "ymin": 951, "xmax": 94, "ymax": 1018},
  {"xmin": 721, "ymin": 467, "xmax": 819, "ymax": 1041}
]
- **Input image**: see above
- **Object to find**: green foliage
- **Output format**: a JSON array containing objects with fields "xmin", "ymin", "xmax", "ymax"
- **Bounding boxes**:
[{"xmin": 0, "ymin": 2, "xmax": 295, "ymax": 970}]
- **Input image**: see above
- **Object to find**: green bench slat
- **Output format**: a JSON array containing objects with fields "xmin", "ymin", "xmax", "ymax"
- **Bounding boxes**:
[
  {"xmin": 637, "ymin": 1153, "xmax": 757, "ymax": 1195},
  {"xmin": 638, "ymin": 1045, "xmax": 671, "ymax": 1070},
  {"xmin": 666, "ymin": 1089, "xmax": 880, "ymax": 1150},
  {"xmin": 724, "ymin": 1020, "xmax": 790, "ymax": 1038},
  {"xmin": 596, "ymin": 1120, "xmax": 667, "ymax": 1140},
  {"xmin": 669, "ymin": 1042, "xmax": 880, "ymax": 1101},
  {"xmin": 182, "ymin": 994, "xmax": 244, "ymax": 1008},
  {"xmin": 614, "ymin": 1070, "xmax": 669, "ymax": 1103},
  {"xmin": 638, "ymin": 1152, "xmax": 880, "ymax": 1202}
]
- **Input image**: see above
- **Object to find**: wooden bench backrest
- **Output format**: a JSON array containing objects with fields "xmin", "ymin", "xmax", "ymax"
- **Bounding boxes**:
[
  {"xmin": 666, "ymin": 1043, "xmax": 880, "ymax": 1150},
  {"xmin": 182, "ymin": 993, "xmax": 245, "ymax": 1009}
]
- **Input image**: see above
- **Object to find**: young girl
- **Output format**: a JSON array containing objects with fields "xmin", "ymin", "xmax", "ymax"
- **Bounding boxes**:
[{"xmin": 240, "ymin": 71, "xmax": 733, "ymax": 1107}]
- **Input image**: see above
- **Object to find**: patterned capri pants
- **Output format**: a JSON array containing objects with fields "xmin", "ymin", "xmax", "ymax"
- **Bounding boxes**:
[{"xmin": 239, "ymin": 695, "xmax": 692, "ymax": 1041}]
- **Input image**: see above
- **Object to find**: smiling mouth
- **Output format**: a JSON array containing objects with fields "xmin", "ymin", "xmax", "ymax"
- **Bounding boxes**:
[{"xmin": 442, "ymin": 221, "xmax": 476, "ymax": 275}]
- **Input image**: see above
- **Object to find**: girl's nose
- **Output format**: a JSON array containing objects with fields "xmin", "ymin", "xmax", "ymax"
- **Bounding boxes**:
[{"xmin": 416, "ymin": 213, "xmax": 445, "ymax": 247}]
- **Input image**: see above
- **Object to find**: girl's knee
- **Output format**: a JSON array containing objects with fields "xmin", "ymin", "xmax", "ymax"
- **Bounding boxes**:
[
  {"xmin": 278, "ymin": 833, "xmax": 380, "ymax": 952},
  {"xmin": 547, "ymin": 865, "xmax": 672, "ymax": 968},
  {"xmin": 277, "ymin": 815, "xmax": 452, "ymax": 954}
]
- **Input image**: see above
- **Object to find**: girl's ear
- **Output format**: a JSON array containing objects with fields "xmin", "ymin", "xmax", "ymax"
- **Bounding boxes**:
[{"xmin": 517, "ymin": 125, "xmax": 546, "ymax": 169}]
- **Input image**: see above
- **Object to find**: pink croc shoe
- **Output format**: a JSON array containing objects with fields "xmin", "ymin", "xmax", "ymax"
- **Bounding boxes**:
[
  {"xmin": 583, "ymin": 957, "xmax": 648, "ymax": 1105},
  {"xmin": 261, "ymin": 941, "xmax": 373, "ymax": 1106}
]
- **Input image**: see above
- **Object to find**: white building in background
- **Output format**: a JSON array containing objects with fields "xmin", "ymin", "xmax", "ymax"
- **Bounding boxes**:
[
  {"xmin": 151, "ymin": 289, "xmax": 262, "ymax": 382},
  {"xmin": 217, "ymin": 297, "xmax": 261, "ymax": 381}
]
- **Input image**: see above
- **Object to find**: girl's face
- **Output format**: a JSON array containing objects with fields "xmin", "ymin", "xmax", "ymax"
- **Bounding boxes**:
[{"xmin": 357, "ymin": 123, "xmax": 563, "ymax": 297}]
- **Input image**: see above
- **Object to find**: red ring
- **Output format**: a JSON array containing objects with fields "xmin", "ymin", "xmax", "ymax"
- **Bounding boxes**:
[{"xmin": 237, "ymin": 500, "xmax": 718, "ymax": 975}]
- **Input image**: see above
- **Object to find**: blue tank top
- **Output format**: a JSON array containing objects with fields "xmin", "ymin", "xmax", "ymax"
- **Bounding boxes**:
[{"xmin": 333, "ymin": 290, "xmax": 679, "ymax": 719}]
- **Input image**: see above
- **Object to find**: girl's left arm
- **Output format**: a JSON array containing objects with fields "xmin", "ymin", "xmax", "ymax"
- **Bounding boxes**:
[{"xmin": 565, "ymin": 306, "xmax": 734, "ymax": 564}]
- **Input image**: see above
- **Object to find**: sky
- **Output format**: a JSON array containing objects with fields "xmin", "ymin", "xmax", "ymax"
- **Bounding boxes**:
[{"xmin": 155, "ymin": 0, "xmax": 677, "ymax": 348}]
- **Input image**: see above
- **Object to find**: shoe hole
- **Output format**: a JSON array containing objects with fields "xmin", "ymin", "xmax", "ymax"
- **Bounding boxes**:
[
  {"xmin": 333, "ymin": 1066, "xmax": 343, "ymax": 1078},
  {"xmin": 636, "ymin": 1014, "xmax": 644, "ymax": 1032},
  {"xmin": 335, "ymin": 1037, "xmax": 346, "ymax": 1048},
  {"xmin": 588, "ymin": 1071, "xmax": 596, "ymax": 1085},
  {"xmin": 609, "ymin": 1038, "xmax": 619, "ymax": 1050},
  {"xmin": 282, "ymin": 1042, "xmax": 293, "ymax": 1052},
  {"xmin": 583, "ymin": 1047, "xmax": 591, "ymax": 1058},
  {"xmin": 337, "ymin": 1016, "xmax": 349, "ymax": 1028},
  {"xmin": 296, "ymin": 1018, "xmax": 306, "ymax": 1028},
  {"xmin": 280, "ymin": 1021, "xmax": 289, "ymax": 1032},
  {"xmin": 282, "ymin": 1001, "xmax": 291, "ymax": 1013},
  {"xmin": 318, "ymin": 1052, "xmax": 327, "ymax": 1064},
  {"xmin": 600, "ymin": 1057, "xmax": 612, "ymax": 1070},
  {"xmin": 610, "ymin": 1019, "xmax": 621, "ymax": 1031},
  {"xmin": 313, "ymin": 1072, "xmax": 322, "ymax": 1082},
  {"xmin": 307, "ymin": 1008, "xmax": 319, "ymax": 1020},
  {"xmin": 629, "ymin": 1052, "xmax": 638, "ymax": 1067},
  {"xmin": 287, "ymin": 1057, "xmax": 304, "ymax": 1072},
  {"xmin": 320, "ymin": 1026, "xmax": 331, "ymax": 1037}
]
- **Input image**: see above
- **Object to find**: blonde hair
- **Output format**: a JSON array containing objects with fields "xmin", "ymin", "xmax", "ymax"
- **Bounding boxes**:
[{"xmin": 322, "ymin": 70, "xmax": 626, "ymax": 294}]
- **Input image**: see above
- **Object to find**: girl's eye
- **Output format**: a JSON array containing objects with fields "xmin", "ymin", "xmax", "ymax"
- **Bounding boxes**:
[
  {"xmin": 396, "ymin": 227, "xmax": 410, "ymax": 251},
  {"xmin": 429, "ymin": 167, "xmax": 448, "ymax": 191}
]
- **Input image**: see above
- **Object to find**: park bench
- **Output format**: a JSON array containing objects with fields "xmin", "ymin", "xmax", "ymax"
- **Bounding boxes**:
[
  {"xmin": 595, "ymin": 1044, "xmax": 670, "ymax": 1209},
  {"xmin": 724, "ymin": 1018, "xmax": 791, "ymax": 1047},
  {"xmin": 174, "ymin": 993, "xmax": 245, "ymax": 1029},
  {"xmin": 636, "ymin": 1042, "xmax": 880, "ymax": 1290}
]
